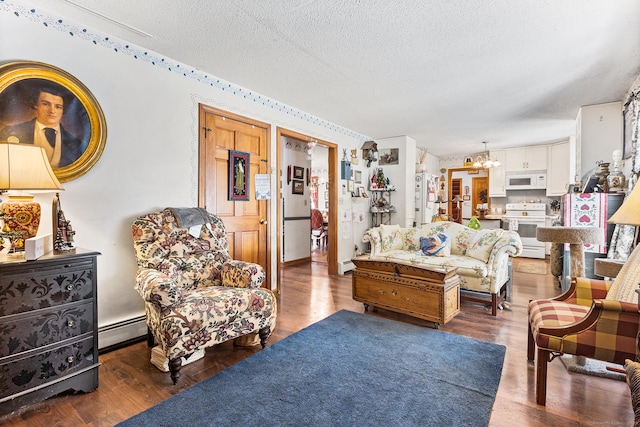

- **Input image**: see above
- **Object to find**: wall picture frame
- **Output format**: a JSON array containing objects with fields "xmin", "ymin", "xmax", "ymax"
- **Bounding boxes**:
[
  {"xmin": 378, "ymin": 148, "xmax": 399, "ymax": 165},
  {"xmin": 0, "ymin": 61, "xmax": 107, "ymax": 182},
  {"xmin": 292, "ymin": 179, "xmax": 304, "ymax": 195},
  {"xmin": 347, "ymin": 180, "xmax": 354, "ymax": 193},
  {"xmin": 293, "ymin": 166, "xmax": 304, "ymax": 180},
  {"xmin": 228, "ymin": 150, "xmax": 250, "ymax": 201}
]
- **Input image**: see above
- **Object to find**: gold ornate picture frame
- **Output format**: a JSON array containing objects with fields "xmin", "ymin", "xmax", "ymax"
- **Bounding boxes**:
[{"xmin": 0, "ymin": 61, "xmax": 106, "ymax": 182}]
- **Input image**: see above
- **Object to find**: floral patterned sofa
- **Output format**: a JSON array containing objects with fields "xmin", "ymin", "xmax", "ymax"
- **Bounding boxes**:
[
  {"xmin": 131, "ymin": 208, "xmax": 277, "ymax": 384},
  {"xmin": 362, "ymin": 221, "xmax": 522, "ymax": 315}
]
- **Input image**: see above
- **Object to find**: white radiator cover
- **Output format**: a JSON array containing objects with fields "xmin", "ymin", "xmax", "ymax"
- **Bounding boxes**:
[{"xmin": 338, "ymin": 260, "xmax": 356, "ymax": 275}]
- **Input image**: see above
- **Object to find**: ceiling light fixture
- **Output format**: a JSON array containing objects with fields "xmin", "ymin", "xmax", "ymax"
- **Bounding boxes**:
[
  {"xmin": 306, "ymin": 139, "xmax": 317, "ymax": 160},
  {"xmin": 472, "ymin": 141, "xmax": 501, "ymax": 169}
]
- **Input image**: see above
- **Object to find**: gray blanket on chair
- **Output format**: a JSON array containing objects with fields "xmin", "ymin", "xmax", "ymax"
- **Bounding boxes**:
[{"xmin": 169, "ymin": 207, "xmax": 211, "ymax": 228}]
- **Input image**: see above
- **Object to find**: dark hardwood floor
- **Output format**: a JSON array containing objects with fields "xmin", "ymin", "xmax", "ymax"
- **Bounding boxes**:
[{"xmin": 1, "ymin": 257, "xmax": 633, "ymax": 426}]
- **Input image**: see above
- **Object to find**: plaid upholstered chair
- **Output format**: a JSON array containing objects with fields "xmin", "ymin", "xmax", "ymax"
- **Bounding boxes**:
[
  {"xmin": 131, "ymin": 208, "xmax": 277, "ymax": 384},
  {"xmin": 527, "ymin": 243, "xmax": 640, "ymax": 406}
]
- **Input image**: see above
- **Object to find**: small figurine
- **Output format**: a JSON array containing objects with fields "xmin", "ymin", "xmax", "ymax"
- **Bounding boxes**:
[
  {"xmin": 468, "ymin": 216, "xmax": 481, "ymax": 230},
  {"xmin": 54, "ymin": 195, "xmax": 75, "ymax": 252}
]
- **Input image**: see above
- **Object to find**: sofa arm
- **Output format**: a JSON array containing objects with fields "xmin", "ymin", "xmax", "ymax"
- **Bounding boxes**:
[
  {"xmin": 135, "ymin": 268, "xmax": 183, "ymax": 308},
  {"xmin": 486, "ymin": 231, "xmax": 522, "ymax": 266},
  {"xmin": 220, "ymin": 260, "xmax": 265, "ymax": 289},
  {"xmin": 363, "ymin": 228, "xmax": 382, "ymax": 257}
]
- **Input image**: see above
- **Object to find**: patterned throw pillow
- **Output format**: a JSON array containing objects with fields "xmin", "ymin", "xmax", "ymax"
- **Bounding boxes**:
[
  {"xmin": 419, "ymin": 234, "xmax": 451, "ymax": 257},
  {"xmin": 624, "ymin": 359, "xmax": 640, "ymax": 427},
  {"xmin": 379, "ymin": 224, "xmax": 403, "ymax": 252},
  {"xmin": 467, "ymin": 229, "xmax": 503, "ymax": 263},
  {"xmin": 402, "ymin": 227, "xmax": 421, "ymax": 251}
]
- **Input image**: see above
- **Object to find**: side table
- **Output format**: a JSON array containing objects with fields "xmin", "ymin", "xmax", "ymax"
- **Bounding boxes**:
[{"xmin": 0, "ymin": 248, "xmax": 100, "ymax": 415}]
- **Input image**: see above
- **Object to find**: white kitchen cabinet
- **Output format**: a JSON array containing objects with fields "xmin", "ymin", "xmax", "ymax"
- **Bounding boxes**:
[
  {"xmin": 546, "ymin": 141, "xmax": 571, "ymax": 196},
  {"xmin": 506, "ymin": 146, "xmax": 548, "ymax": 172},
  {"xmin": 488, "ymin": 150, "xmax": 507, "ymax": 197}
]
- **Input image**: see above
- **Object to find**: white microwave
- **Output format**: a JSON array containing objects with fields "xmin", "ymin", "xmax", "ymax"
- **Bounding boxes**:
[{"xmin": 505, "ymin": 172, "xmax": 547, "ymax": 190}]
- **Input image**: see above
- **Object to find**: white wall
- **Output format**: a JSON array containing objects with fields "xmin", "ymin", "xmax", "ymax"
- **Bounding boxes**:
[
  {"xmin": 311, "ymin": 146, "xmax": 329, "ymax": 210},
  {"xmin": 344, "ymin": 150, "xmax": 370, "ymax": 256},
  {"xmin": 374, "ymin": 136, "xmax": 416, "ymax": 227},
  {"xmin": 577, "ymin": 101, "xmax": 623, "ymax": 180},
  {"xmin": 1, "ymin": 3, "xmax": 368, "ymax": 346}
]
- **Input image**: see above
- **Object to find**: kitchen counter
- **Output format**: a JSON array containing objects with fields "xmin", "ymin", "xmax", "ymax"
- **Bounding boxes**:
[{"xmin": 483, "ymin": 214, "xmax": 504, "ymax": 220}]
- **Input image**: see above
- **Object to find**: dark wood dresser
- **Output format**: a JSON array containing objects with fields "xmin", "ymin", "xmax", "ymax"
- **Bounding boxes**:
[{"xmin": 0, "ymin": 248, "xmax": 100, "ymax": 416}]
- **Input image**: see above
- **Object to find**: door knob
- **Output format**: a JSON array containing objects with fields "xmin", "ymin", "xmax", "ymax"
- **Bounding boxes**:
[{"xmin": 260, "ymin": 219, "xmax": 267, "ymax": 225}]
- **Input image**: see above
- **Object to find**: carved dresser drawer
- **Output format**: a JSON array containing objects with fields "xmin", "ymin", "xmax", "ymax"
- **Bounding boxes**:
[{"xmin": 0, "ymin": 249, "xmax": 100, "ymax": 416}]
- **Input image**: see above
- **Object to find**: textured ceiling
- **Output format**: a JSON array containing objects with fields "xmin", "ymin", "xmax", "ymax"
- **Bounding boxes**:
[{"xmin": 31, "ymin": 0, "xmax": 640, "ymax": 156}]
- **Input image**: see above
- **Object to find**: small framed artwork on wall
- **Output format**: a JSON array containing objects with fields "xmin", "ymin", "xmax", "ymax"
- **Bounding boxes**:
[
  {"xmin": 229, "ymin": 150, "xmax": 250, "ymax": 201},
  {"xmin": 293, "ymin": 166, "xmax": 304, "ymax": 180},
  {"xmin": 292, "ymin": 180, "xmax": 304, "ymax": 195},
  {"xmin": 378, "ymin": 148, "xmax": 399, "ymax": 165}
]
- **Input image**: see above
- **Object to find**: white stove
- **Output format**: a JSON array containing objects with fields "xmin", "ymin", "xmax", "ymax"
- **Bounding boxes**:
[{"xmin": 503, "ymin": 203, "xmax": 546, "ymax": 259}]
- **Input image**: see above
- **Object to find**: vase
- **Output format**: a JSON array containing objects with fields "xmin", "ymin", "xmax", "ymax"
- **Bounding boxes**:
[{"xmin": 607, "ymin": 168, "xmax": 625, "ymax": 193}]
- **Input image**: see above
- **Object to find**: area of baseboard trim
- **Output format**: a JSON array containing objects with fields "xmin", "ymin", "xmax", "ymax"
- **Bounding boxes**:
[{"xmin": 98, "ymin": 315, "xmax": 147, "ymax": 350}]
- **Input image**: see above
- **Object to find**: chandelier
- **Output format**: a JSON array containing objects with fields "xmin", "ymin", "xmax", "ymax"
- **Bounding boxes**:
[{"xmin": 472, "ymin": 141, "xmax": 501, "ymax": 169}]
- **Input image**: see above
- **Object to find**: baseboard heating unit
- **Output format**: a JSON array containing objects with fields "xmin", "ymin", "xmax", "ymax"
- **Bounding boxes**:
[{"xmin": 338, "ymin": 260, "xmax": 356, "ymax": 275}]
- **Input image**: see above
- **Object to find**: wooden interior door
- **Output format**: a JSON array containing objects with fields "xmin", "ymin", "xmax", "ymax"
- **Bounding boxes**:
[
  {"xmin": 450, "ymin": 178, "xmax": 462, "ymax": 223},
  {"xmin": 199, "ymin": 105, "xmax": 270, "ymax": 287},
  {"xmin": 472, "ymin": 177, "xmax": 489, "ymax": 216}
]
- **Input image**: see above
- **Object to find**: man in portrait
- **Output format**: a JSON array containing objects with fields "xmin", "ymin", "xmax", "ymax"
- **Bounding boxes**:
[{"xmin": 0, "ymin": 83, "xmax": 83, "ymax": 168}]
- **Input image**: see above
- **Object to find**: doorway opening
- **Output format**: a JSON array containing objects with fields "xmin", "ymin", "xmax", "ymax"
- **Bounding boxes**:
[
  {"xmin": 447, "ymin": 167, "xmax": 490, "ymax": 224},
  {"xmin": 276, "ymin": 128, "xmax": 338, "ymax": 277}
]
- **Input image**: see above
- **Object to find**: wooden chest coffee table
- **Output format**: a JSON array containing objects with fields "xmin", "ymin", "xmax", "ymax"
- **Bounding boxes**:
[{"xmin": 351, "ymin": 257, "xmax": 460, "ymax": 328}]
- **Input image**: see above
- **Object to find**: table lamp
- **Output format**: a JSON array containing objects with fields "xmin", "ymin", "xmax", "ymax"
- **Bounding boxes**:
[
  {"xmin": 0, "ymin": 142, "xmax": 63, "ymax": 250},
  {"xmin": 608, "ymin": 181, "xmax": 640, "ymax": 246}
]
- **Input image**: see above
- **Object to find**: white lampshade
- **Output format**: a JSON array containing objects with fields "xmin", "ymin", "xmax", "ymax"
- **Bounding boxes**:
[
  {"xmin": 608, "ymin": 182, "xmax": 640, "ymax": 226},
  {"xmin": 0, "ymin": 143, "xmax": 63, "ymax": 252},
  {"xmin": 0, "ymin": 142, "xmax": 63, "ymax": 191}
]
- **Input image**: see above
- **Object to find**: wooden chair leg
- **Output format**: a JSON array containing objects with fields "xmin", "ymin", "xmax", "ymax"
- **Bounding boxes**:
[
  {"xmin": 258, "ymin": 326, "xmax": 271, "ymax": 348},
  {"xmin": 491, "ymin": 293, "xmax": 497, "ymax": 316},
  {"xmin": 147, "ymin": 327, "xmax": 154, "ymax": 347},
  {"xmin": 536, "ymin": 347, "xmax": 549, "ymax": 406},
  {"xmin": 169, "ymin": 357, "xmax": 182, "ymax": 385},
  {"xmin": 527, "ymin": 324, "xmax": 535, "ymax": 361}
]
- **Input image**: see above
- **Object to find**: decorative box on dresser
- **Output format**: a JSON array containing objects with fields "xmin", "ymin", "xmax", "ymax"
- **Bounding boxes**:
[{"xmin": 0, "ymin": 248, "xmax": 100, "ymax": 416}]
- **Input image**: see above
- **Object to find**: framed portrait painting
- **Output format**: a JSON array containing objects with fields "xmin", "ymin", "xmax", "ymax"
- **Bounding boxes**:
[
  {"xmin": 0, "ymin": 61, "xmax": 107, "ymax": 182},
  {"xmin": 229, "ymin": 150, "xmax": 250, "ymax": 201}
]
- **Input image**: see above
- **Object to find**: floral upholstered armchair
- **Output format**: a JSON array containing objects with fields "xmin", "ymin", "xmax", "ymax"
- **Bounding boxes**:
[{"xmin": 131, "ymin": 208, "xmax": 277, "ymax": 384}]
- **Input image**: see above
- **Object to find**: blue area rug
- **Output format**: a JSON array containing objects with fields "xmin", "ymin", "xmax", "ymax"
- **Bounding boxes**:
[{"xmin": 117, "ymin": 310, "xmax": 505, "ymax": 427}]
